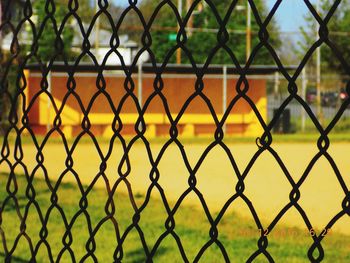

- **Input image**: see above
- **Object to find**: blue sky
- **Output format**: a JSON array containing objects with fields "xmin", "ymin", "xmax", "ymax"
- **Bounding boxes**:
[{"xmin": 266, "ymin": 0, "xmax": 309, "ymax": 32}]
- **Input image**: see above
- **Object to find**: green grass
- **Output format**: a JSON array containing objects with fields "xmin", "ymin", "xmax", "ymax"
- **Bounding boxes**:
[
  {"xmin": 1, "ymin": 173, "xmax": 350, "ymax": 262},
  {"xmin": 291, "ymin": 115, "xmax": 350, "ymax": 134},
  {"xmin": 3, "ymin": 131, "xmax": 350, "ymax": 147}
]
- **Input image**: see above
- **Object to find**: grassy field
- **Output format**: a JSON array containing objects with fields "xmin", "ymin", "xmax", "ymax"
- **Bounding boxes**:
[
  {"xmin": 1, "ymin": 172, "xmax": 350, "ymax": 262},
  {"xmin": 2, "ymin": 140, "xmax": 350, "ymax": 228},
  {"xmin": 2, "ymin": 134, "xmax": 350, "ymax": 262}
]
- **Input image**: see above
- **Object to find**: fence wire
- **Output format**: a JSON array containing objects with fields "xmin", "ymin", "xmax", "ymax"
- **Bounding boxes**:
[{"xmin": 1, "ymin": 0, "xmax": 350, "ymax": 262}]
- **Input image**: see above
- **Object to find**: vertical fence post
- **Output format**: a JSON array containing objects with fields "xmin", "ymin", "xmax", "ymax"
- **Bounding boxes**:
[
  {"xmin": 95, "ymin": 0, "xmax": 100, "ymax": 62},
  {"xmin": 301, "ymin": 67, "xmax": 307, "ymax": 132},
  {"xmin": 135, "ymin": 63, "xmax": 144, "ymax": 133},
  {"xmin": 176, "ymin": 0, "xmax": 182, "ymax": 64},
  {"xmin": 316, "ymin": 0, "xmax": 323, "ymax": 123},
  {"xmin": 47, "ymin": 67, "xmax": 52, "ymax": 132},
  {"xmin": 222, "ymin": 65, "xmax": 227, "ymax": 134},
  {"xmin": 138, "ymin": 62, "xmax": 143, "ymax": 108},
  {"xmin": 274, "ymin": 71, "xmax": 279, "ymax": 100},
  {"xmin": 246, "ymin": 3, "xmax": 251, "ymax": 62}
]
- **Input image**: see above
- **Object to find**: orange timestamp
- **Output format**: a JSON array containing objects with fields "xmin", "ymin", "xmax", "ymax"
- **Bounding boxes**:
[
  {"xmin": 235, "ymin": 228, "xmax": 332, "ymax": 238},
  {"xmin": 256, "ymin": 228, "xmax": 332, "ymax": 238}
]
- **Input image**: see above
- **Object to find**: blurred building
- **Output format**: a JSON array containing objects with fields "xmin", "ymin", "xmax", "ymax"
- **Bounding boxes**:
[
  {"xmin": 22, "ymin": 64, "xmax": 273, "ymax": 138},
  {"xmin": 71, "ymin": 23, "xmax": 149, "ymax": 65},
  {"xmin": 1, "ymin": 18, "xmax": 148, "ymax": 65}
]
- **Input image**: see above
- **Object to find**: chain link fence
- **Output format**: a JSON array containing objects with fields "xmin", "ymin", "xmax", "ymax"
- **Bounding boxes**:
[{"xmin": 1, "ymin": 0, "xmax": 350, "ymax": 262}]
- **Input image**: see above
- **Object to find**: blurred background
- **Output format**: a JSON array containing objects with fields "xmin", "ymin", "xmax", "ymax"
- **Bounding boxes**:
[
  {"xmin": 1, "ymin": 0, "xmax": 350, "ymax": 137},
  {"xmin": 1, "ymin": 1, "xmax": 350, "ymax": 262}
]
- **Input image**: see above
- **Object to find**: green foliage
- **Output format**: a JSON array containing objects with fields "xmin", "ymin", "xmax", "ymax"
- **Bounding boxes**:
[
  {"xmin": 32, "ymin": 0, "xmax": 74, "ymax": 61},
  {"xmin": 291, "ymin": 115, "xmax": 350, "ymax": 135},
  {"xmin": 299, "ymin": 0, "xmax": 350, "ymax": 75},
  {"xmin": 136, "ymin": 0, "xmax": 280, "ymax": 65},
  {"xmin": 75, "ymin": 0, "xmax": 95, "ymax": 24}
]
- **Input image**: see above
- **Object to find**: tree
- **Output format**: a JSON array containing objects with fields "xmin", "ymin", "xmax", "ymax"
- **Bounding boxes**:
[
  {"xmin": 32, "ymin": 0, "xmax": 74, "ymax": 61},
  {"xmin": 126, "ymin": 0, "xmax": 281, "ymax": 65},
  {"xmin": 77, "ymin": 1, "xmax": 124, "ymax": 29},
  {"xmin": 76, "ymin": 0, "xmax": 95, "ymax": 24},
  {"xmin": 299, "ymin": 0, "xmax": 350, "ymax": 76}
]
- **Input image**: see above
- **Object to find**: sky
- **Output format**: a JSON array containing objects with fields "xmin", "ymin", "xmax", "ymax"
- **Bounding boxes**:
[{"xmin": 266, "ymin": 0, "xmax": 310, "ymax": 33}]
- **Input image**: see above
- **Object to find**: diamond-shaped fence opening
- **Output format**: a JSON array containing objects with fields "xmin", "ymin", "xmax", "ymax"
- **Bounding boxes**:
[{"xmin": 1, "ymin": 0, "xmax": 350, "ymax": 262}]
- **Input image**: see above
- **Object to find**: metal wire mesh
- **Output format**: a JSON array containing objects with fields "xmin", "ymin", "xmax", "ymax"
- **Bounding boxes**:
[{"xmin": 0, "ymin": 0, "xmax": 350, "ymax": 262}]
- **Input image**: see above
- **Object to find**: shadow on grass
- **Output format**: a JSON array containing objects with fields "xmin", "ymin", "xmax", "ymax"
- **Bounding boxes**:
[
  {"xmin": 1, "ymin": 187, "xmax": 51, "ymax": 212},
  {"xmin": 127, "ymin": 246, "xmax": 168, "ymax": 263},
  {"xmin": 0, "ymin": 252, "xmax": 28, "ymax": 263},
  {"xmin": 1, "ymin": 172, "xmax": 350, "ymax": 262}
]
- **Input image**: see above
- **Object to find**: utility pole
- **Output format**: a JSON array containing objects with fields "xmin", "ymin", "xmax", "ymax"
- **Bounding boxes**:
[
  {"xmin": 95, "ymin": 0, "xmax": 100, "ymax": 61},
  {"xmin": 302, "ymin": 68, "xmax": 307, "ymax": 132},
  {"xmin": 246, "ymin": 3, "xmax": 251, "ymax": 62},
  {"xmin": 222, "ymin": 65, "xmax": 227, "ymax": 133},
  {"xmin": 186, "ymin": 0, "xmax": 193, "ymax": 37},
  {"xmin": 176, "ymin": 0, "xmax": 183, "ymax": 64},
  {"xmin": 274, "ymin": 71, "xmax": 280, "ymax": 99},
  {"xmin": 316, "ymin": 0, "xmax": 323, "ymax": 122}
]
